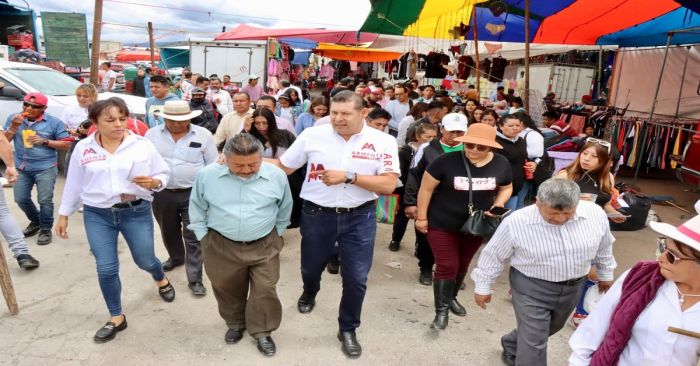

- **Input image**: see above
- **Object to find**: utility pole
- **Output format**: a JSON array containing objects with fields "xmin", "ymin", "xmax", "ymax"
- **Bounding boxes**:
[
  {"xmin": 524, "ymin": 0, "xmax": 530, "ymax": 113},
  {"xmin": 147, "ymin": 22, "xmax": 155, "ymax": 68},
  {"xmin": 89, "ymin": 0, "xmax": 103, "ymax": 86}
]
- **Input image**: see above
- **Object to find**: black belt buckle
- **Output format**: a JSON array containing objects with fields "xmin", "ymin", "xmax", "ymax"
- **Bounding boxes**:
[
  {"xmin": 112, "ymin": 199, "xmax": 144, "ymax": 209},
  {"xmin": 334, "ymin": 207, "xmax": 351, "ymax": 214},
  {"xmin": 166, "ymin": 187, "xmax": 191, "ymax": 192}
]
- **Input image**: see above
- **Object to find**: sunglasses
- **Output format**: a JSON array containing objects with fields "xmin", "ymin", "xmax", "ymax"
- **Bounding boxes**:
[
  {"xmin": 586, "ymin": 137, "xmax": 611, "ymax": 153},
  {"xmin": 465, "ymin": 143, "xmax": 490, "ymax": 152},
  {"xmin": 656, "ymin": 237, "xmax": 697, "ymax": 264},
  {"xmin": 23, "ymin": 102, "xmax": 44, "ymax": 109}
]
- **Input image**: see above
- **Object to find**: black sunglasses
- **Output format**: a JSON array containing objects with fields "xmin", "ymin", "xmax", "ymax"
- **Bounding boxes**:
[
  {"xmin": 23, "ymin": 102, "xmax": 44, "ymax": 109},
  {"xmin": 465, "ymin": 143, "xmax": 490, "ymax": 152},
  {"xmin": 656, "ymin": 237, "xmax": 697, "ymax": 264}
]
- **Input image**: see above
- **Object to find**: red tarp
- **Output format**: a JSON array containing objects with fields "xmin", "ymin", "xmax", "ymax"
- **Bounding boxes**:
[
  {"xmin": 115, "ymin": 50, "xmax": 160, "ymax": 62},
  {"xmin": 215, "ymin": 24, "xmax": 378, "ymax": 44}
]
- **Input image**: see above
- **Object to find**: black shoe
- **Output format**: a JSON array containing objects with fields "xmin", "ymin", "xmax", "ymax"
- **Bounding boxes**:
[
  {"xmin": 93, "ymin": 315, "xmax": 127, "ymax": 343},
  {"xmin": 188, "ymin": 281, "xmax": 206, "ymax": 296},
  {"xmin": 36, "ymin": 230, "xmax": 52, "ymax": 246},
  {"xmin": 388, "ymin": 240, "xmax": 400, "ymax": 252},
  {"xmin": 158, "ymin": 279, "xmax": 176, "ymax": 302},
  {"xmin": 501, "ymin": 349, "xmax": 516, "ymax": 366},
  {"xmin": 326, "ymin": 256, "xmax": 340, "ymax": 274},
  {"xmin": 297, "ymin": 292, "xmax": 316, "ymax": 314},
  {"xmin": 22, "ymin": 222, "xmax": 40, "ymax": 238},
  {"xmin": 451, "ymin": 272, "xmax": 467, "ymax": 316},
  {"xmin": 431, "ymin": 280, "xmax": 454, "ymax": 330},
  {"xmin": 337, "ymin": 330, "xmax": 362, "ymax": 359},
  {"xmin": 256, "ymin": 336, "xmax": 276, "ymax": 357},
  {"xmin": 161, "ymin": 259, "xmax": 183, "ymax": 272},
  {"xmin": 16, "ymin": 254, "xmax": 39, "ymax": 270},
  {"xmin": 224, "ymin": 328, "xmax": 245, "ymax": 344},
  {"xmin": 419, "ymin": 271, "xmax": 433, "ymax": 286}
]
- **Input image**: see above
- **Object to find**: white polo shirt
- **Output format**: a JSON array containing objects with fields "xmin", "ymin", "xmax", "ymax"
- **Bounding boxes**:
[{"xmin": 280, "ymin": 124, "xmax": 400, "ymax": 208}]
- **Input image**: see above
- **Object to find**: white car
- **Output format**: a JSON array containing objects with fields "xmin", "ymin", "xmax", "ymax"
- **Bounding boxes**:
[{"xmin": 0, "ymin": 60, "xmax": 146, "ymax": 125}]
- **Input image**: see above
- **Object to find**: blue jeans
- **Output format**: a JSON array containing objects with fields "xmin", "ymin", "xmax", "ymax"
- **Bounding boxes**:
[
  {"xmin": 515, "ymin": 181, "xmax": 532, "ymax": 210},
  {"xmin": 14, "ymin": 167, "xmax": 58, "ymax": 230},
  {"xmin": 300, "ymin": 201, "xmax": 376, "ymax": 331},
  {"xmin": 83, "ymin": 200, "xmax": 165, "ymax": 316}
]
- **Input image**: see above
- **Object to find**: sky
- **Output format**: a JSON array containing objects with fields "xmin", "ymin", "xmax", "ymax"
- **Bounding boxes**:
[{"xmin": 14, "ymin": 0, "xmax": 372, "ymax": 45}]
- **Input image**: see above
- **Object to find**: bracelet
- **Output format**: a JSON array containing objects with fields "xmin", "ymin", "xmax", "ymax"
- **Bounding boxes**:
[{"xmin": 416, "ymin": 218, "xmax": 428, "ymax": 221}]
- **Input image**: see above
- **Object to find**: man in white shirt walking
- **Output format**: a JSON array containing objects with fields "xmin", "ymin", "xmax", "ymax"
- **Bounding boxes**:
[
  {"xmin": 384, "ymin": 84, "xmax": 411, "ymax": 137},
  {"xmin": 207, "ymin": 77, "xmax": 233, "ymax": 116},
  {"xmin": 270, "ymin": 91, "xmax": 399, "ymax": 359},
  {"xmin": 100, "ymin": 62, "xmax": 117, "ymax": 92},
  {"xmin": 471, "ymin": 178, "xmax": 616, "ymax": 366}
]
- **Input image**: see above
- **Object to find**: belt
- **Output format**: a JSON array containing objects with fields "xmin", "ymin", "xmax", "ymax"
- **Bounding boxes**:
[
  {"xmin": 112, "ymin": 199, "xmax": 144, "ymax": 209},
  {"xmin": 165, "ymin": 187, "xmax": 192, "ymax": 192},
  {"xmin": 553, "ymin": 276, "xmax": 586, "ymax": 286},
  {"xmin": 210, "ymin": 229, "xmax": 269, "ymax": 246},
  {"xmin": 306, "ymin": 200, "xmax": 374, "ymax": 214}
]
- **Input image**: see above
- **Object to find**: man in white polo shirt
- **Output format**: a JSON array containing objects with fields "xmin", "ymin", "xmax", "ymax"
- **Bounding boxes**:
[{"xmin": 270, "ymin": 91, "xmax": 399, "ymax": 359}]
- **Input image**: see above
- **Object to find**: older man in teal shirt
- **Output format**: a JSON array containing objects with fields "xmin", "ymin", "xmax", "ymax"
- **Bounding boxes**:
[{"xmin": 189, "ymin": 133, "xmax": 291, "ymax": 357}]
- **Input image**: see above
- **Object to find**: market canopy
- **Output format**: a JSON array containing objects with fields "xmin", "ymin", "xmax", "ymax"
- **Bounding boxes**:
[
  {"xmin": 215, "ymin": 24, "xmax": 378, "ymax": 44},
  {"xmin": 115, "ymin": 50, "xmax": 159, "ymax": 62},
  {"xmin": 360, "ymin": 0, "xmax": 700, "ymax": 47},
  {"xmin": 313, "ymin": 43, "xmax": 402, "ymax": 62}
]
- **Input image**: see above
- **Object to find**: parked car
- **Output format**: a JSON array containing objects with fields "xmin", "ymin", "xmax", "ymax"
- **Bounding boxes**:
[{"xmin": 0, "ymin": 60, "xmax": 146, "ymax": 124}]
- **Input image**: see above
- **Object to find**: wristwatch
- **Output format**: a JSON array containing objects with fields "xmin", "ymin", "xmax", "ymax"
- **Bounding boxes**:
[{"xmin": 344, "ymin": 171, "xmax": 354, "ymax": 184}]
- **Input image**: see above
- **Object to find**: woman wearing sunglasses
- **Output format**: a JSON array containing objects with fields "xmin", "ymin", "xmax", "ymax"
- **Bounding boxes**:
[
  {"xmin": 569, "ymin": 215, "xmax": 700, "ymax": 365},
  {"xmin": 415, "ymin": 123, "xmax": 512, "ymax": 330},
  {"xmin": 554, "ymin": 139, "xmax": 626, "ymax": 223}
]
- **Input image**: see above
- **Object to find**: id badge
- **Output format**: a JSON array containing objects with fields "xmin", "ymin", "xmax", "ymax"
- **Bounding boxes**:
[{"xmin": 453, "ymin": 177, "xmax": 470, "ymax": 191}]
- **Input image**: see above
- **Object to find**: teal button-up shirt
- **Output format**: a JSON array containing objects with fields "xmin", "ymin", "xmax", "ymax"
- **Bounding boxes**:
[{"xmin": 188, "ymin": 161, "xmax": 292, "ymax": 242}]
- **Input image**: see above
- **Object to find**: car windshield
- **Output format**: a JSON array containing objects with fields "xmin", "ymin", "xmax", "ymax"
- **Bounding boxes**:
[{"xmin": 5, "ymin": 68, "xmax": 81, "ymax": 96}]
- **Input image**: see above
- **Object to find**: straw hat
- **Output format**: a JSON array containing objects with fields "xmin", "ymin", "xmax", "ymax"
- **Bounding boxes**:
[
  {"xmin": 157, "ymin": 100, "xmax": 202, "ymax": 121},
  {"xmin": 454, "ymin": 123, "xmax": 503, "ymax": 149},
  {"xmin": 649, "ymin": 215, "xmax": 700, "ymax": 252}
]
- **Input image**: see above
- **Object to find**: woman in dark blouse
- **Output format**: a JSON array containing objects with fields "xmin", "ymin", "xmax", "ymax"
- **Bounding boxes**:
[
  {"xmin": 495, "ymin": 113, "xmax": 535, "ymax": 211},
  {"xmin": 416, "ymin": 123, "xmax": 512, "ymax": 331}
]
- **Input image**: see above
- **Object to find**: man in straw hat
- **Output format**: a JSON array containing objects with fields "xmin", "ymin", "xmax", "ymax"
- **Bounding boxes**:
[
  {"xmin": 471, "ymin": 178, "xmax": 616, "ymax": 366},
  {"xmin": 145, "ymin": 100, "xmax": 218, "ymax": 296}
]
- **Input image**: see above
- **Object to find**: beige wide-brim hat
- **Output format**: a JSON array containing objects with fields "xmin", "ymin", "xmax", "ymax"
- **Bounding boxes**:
[
  {"xmin": 649, "ymin": 215, "xmax": 700, "ymax": 252},
  {"xmin": 454, "ymin": 123, "xmax": 503, "ymax": 149},
  {"xmin": 157, "ymin": 100, "xmax": 202, "ymax": 121}
]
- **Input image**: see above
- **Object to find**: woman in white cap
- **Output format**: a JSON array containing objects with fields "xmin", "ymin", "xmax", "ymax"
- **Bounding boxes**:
[
  {"xmin": 569, "ymin": 215, "xmax": 700, "ymax": 365},
  {"xmin": 55, "ymin": 97, "xmax": 175, "ymax": 343},
  {"xmin": 415, "ymin": 123, "xmax": 513, "ymax": 331}
]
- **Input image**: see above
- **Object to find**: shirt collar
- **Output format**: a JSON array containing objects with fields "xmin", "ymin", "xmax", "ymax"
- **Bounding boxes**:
[
  {"xmin": 496, "ymin": 130, "xmax": 520, "ymax": 142},
  {"xmin": 159, "ymin": 124, "xmax": 195, "ymax": 136}
]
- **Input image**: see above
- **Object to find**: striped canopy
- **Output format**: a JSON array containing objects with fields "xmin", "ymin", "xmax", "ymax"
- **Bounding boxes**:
[{"xmin": 360, "ymin": 0, "xmax": 700, "ymax": 47}]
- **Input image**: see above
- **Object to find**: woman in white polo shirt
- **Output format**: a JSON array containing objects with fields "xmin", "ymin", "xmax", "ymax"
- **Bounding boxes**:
[{"xmin": 54, "ymin": 98, "xmax": 175, "ymax": 344}]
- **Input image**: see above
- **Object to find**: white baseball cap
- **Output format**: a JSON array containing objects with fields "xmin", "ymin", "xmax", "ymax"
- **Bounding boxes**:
[
  {"xmin": 248, "ymin": 74, "xmax": 259, "ymax": 80},
  {"xmin": 441, "ymin": 113, "xmax": 468, "ymax": 132}
]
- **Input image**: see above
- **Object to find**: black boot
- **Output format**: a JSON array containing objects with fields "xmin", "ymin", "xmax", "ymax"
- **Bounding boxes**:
[
  {"xmin": 449, "ymin": 272, "xmax": 467, "ymax": 316},
  {"xmin": 431, "ymin": 279, "xmax": 454, "ymax": 330}
]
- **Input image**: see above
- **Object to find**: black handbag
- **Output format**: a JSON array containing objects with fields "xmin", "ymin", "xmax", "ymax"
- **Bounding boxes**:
[{"xmin": 459, "ymin": 153, "xmax": 502, "ymax": 239}]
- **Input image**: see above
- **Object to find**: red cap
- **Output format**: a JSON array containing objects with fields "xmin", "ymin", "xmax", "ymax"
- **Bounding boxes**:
[{"xmin": 24, "ymin": 92, "xmax": 48, "ymax": 107}]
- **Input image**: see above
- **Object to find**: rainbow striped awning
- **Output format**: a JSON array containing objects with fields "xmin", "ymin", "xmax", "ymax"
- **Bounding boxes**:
[{"xmin": 360, "ymin": 0, "xmax": 700, "ymax": 47}]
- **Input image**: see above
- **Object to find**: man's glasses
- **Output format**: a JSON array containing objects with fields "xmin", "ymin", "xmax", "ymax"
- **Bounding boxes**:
[
  {"xmin": 586, "ymin": 137, "xmax": 611, "ymax": 153},
  {"xmin": 465, "ymin": 143, "xmax": 490, "ymax": 152},
  {"xmin": 656, "ymin": 237, "xmax": 697, "ymax": 264},
  {"xmin": 23, "ymin": 102, "xmax": 44, "ymax": 109}
]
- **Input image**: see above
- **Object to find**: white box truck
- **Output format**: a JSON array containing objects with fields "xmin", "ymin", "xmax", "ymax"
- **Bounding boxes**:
[{"xmin": 189, "ymin": 40, "xmax": 267, "ymax": 86}]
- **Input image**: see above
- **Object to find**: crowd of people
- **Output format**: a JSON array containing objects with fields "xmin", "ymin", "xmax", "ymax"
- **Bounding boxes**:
[{"xmin": 0, "ymin": 70, "xmax": 698, "ymax": 365}]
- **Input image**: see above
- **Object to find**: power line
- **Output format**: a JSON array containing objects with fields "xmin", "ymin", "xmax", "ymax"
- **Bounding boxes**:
[{"xmin": 103, "ymin": 0, "xmax": 360, "ymax": 29}]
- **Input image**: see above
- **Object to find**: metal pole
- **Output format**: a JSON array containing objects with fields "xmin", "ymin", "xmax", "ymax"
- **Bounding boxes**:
[
  {"xmin": 596, "ymin": 45, "xmax": 603, "ymax": 98},
  {"xmin": 524, "ymin": 0, "xmax": 530, "ymax": 112},
  {"xmin": 472, "ymin": 6, "xmax": 480, "ymax": 97},
  {"xmin": 674, "ymin": 46, "xmax": 691, "ymax": 119},
  {"xmin": 89, "ymin": 0, "xmax": 103, "ymax": 86},
  {"xmin": 632, "ymin": 32, "xmax": 673, "ymax": 185}
]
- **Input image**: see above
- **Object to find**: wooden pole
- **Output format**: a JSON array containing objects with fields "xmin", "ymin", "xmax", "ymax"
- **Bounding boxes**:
[
  {"xmin": 147, "ymin": 22, "xmax": 156, "ymax": 68},
  {"xmin": 0, "ymin": 243, "xmax": 19, "ymax": 315},
  {"xmin": 89, "ymin": 0, "xmax": 103, "ymax": 86},
  {"xmin": 524, "ymin": 0, "xmax": 530, "ymax": 113},
  {"xmin": 472, "ymin": 6, "xmax": 480, "ymax": 98}
]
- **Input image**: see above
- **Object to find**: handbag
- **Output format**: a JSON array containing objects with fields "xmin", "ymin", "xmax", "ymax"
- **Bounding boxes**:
[
  {"xmin": 376, "ymin": 194, "xmax": 400, "ymax": 225},
  {"xmin": 459, "ymin": 153, "xmax": 502, "ymax": 239}
]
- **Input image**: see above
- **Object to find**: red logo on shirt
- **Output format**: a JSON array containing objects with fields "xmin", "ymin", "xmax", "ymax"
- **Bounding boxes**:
[
  {"xmin": 361, "ymin": 143, "xmax": 376, "ymax": 152},
  {"xmin": 83, "ymin": 148, "xmax": 97, "ymax": 156},
  {"xmin": 308, "ymin": 163, "xmax": 326, "ymax": 182}
]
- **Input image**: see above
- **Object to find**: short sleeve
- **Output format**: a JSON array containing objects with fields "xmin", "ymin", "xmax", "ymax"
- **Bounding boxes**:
[
  {"xmin": 426, "ymin": 153, "xmax": 447, "ymax": 181},
  {"xmin": 279, "ymin": 131, "xmax": 308, "ymax": 170},
  {"xmin": 378, "ymin": 136, "xmax": 400, "ymax": 175},
  {"xmin": 496, "ymin": 155, "xmax": 513, "ymax": 186}
]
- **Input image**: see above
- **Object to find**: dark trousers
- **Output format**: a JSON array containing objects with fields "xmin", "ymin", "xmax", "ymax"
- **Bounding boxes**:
[
  {"xmin": 151, "ymin": 188, "xmax": 202, "ymax": 283},
  {"xmin": 390, "ymin": 187, "xmax": 409, "ymax": 243},
  {"xmin": 415, "ymin": 229, "xmax": 434, "ymax": 272},
  {"xmin": 426, "ymin": 228, "xmax": 483, "ymax": 280},
  {"xmin": 202, "ymin": 229, "xmax": 283, "ymax": 338},
  {"xmin": 502, "ymin": 268, "xmax": 585, "ymax": 366},
  {"xmin": 300, "ymin": 201, "xmax": 376, "ymax": 331}
]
